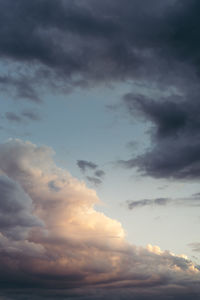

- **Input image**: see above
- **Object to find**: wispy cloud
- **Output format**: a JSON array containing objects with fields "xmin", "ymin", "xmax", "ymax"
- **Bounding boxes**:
[
  {"xmin": 188, "ymin": 243, "xmax": 200, "ymax": 253},
  {"xmin": 77, "ymin": 160, "xmax": 106, "ymax": 185},
  {"xmin": 77, "ymin": 160, "xmax": 98, "ymax": 172},
  {"xmin": 127, "ymin": 198, "xmax": 170, "ymax": 210},
  {"xmin": 5, "ymin": 110, "xmax": 41, "ymax": 123},
  {"xmin": 127, "ymin": 194, "xmax": 200, "ymax": 210}
]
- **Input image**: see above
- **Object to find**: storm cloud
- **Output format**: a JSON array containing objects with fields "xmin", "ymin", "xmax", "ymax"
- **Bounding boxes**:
[
  {"xmin": 0, "ymin": 0, "xmax": 200, "ymax": 101},
  {"xmin": 122, "ymin": 92, "xmax": 200, "ymax": 179}
]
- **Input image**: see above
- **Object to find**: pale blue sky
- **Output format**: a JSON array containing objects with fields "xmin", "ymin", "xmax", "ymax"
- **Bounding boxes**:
[{"xmin": 1, "ymin": 82, "xmax": 200, "ymax": 263}]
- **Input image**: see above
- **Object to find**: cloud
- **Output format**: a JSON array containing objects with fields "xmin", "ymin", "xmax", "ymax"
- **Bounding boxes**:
[
  {"xmin": 127, "ymin": 198, "xmax": 170, "ymax": 210},
  {"xmin": 2, "ymin": 0, "xmax": 197, "ymax": 180},
  {"xmin": 0, "ymin": 74, "xmax": 41, "ymax": 103},
  {"xmin": 0, "ymin": 175, "xmax": 43, "ymax": 240},
  {"xmin": 0, "ymin": 0, "xmax": 200, "ymax": 101},
  {"xmin": 127, "ymin": 193, "xmax": 200, "ymax": 210},
  {"xmin": 188, "ymin": 243, "xmax": 200, "ymax": 253},
  {"xmin": 5, "ymin": 110, "xmax": 41, "ymax": 123},
  {"xmin": 5, "ymin": 112, "xmax": 22, "ymax": 123},
  {"xmin": 0, "ymin": 139, "xmax": 199, "ymax": 299},
  {"xmin": 77, "ymin": 161, "xmax": 105, "ymax": 185},
  {"xmin": 77, "ymin": 160, "xmax": 98, "ymax": 172},
  {"xmin": 21, "ymin": 110, "xmax": 41, "ymax": 121},
  {"xmin": 121, "ymin": 92, "xmax": 200, "ymax": 179},
  {"xmin": 95, "ymin": 170, "xmax": 105, "ymax": 178},
  {"xmin": 86, "ymin": 176, "xmax": 102, "ymax": 186}
]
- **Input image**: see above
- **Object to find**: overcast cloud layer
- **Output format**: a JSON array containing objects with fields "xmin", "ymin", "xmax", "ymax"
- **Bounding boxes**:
[{"xmin": 0, "ymin": 0, "xmax": 200, "ymax": 97}]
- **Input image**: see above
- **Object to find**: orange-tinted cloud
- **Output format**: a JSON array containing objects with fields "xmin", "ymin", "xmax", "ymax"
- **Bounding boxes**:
[{"xmin": 0, "ymin": 139, "xmax": 199, "ymax": 300}]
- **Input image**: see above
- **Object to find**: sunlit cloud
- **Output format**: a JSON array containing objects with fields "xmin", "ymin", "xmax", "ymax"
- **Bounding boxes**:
[{"xmin": 0, "ymin": 139, "xmax": 199, "ymax": 299}]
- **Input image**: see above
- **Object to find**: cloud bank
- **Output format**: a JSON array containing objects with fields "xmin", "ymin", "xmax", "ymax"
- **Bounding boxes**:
[
  {"xmin": 0, "ymin": 0, "xmax": 200, "ymax": 100},
  {"xmin": 0, "ymin": 139, "xmax": 199, "ymax": 299}
]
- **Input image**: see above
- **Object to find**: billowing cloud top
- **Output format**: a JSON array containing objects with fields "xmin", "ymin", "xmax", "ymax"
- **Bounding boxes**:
[{"xmin": 0, "ymin": 139, "xmax": 199, "ymax": 300}]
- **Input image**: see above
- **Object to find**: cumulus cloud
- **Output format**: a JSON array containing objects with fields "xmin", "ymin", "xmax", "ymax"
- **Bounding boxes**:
[
  {"xmin": 0, "ymin": 139, "xmax": 199, "ymax": 299},
  {"xmin": 0, "ymin": 175, "xmax": 42, "ymax": 240}
]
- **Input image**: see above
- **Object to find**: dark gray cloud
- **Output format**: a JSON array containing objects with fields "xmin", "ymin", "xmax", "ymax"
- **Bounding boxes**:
[
  {"xmin": 127, "ymin": 198, "xmax": 170, "ymax": 210},
  {"xmin": 0, "ymin": 0, "xmax": 200, "ymax": 101},
  {"xmin": 122, "ymin": 92, "xmax": 200, "ymax": 179},
  {"xmin": 21, "ymin": 110, "xmax": 41, "ymax": 121},
  {"xmin": 5, "ymin": 112, "xmax": 22, "ymax": 123},
  {"xmin": 0, "ymin": 0, "xmax": 198, "ymax": 179},
  {"xmin": 0, "ymin": 74, "xmax": 41, "ymax": 103},
  {"xmin": 77, "ymin": 161, "xmax": 105, "ymax": 184},
  {"xmin": 48, "ymin": 180, "xmax": 62, "ymax": 192},
  {"xmin": 127, "ymin": 193, "xmax": 200, "ymax": 210},
  {"xmin": 86, "ymin": 176, "xmax": 102, "ymax": 186},
  {"xmin": 5, "ymin": 110, "xmax": 41, "ymax": 123},
  {"xmin": 77, "ymin": 160, "xmax": 98, "ymax": 172},
  {"xmin": 94, "ymin": 170, "xmax": 105, "ymax": 178}
]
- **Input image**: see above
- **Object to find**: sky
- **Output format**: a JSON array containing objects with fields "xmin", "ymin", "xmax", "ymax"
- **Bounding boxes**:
[{"xmin": 0, "ymin": 0, "xmax": 200, "ymax": 299}]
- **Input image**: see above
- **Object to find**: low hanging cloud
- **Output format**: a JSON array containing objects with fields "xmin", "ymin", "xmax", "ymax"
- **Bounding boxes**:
[{"xmin": 0, "ymin": 139, "xmax": 199, "ymax": 299}]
